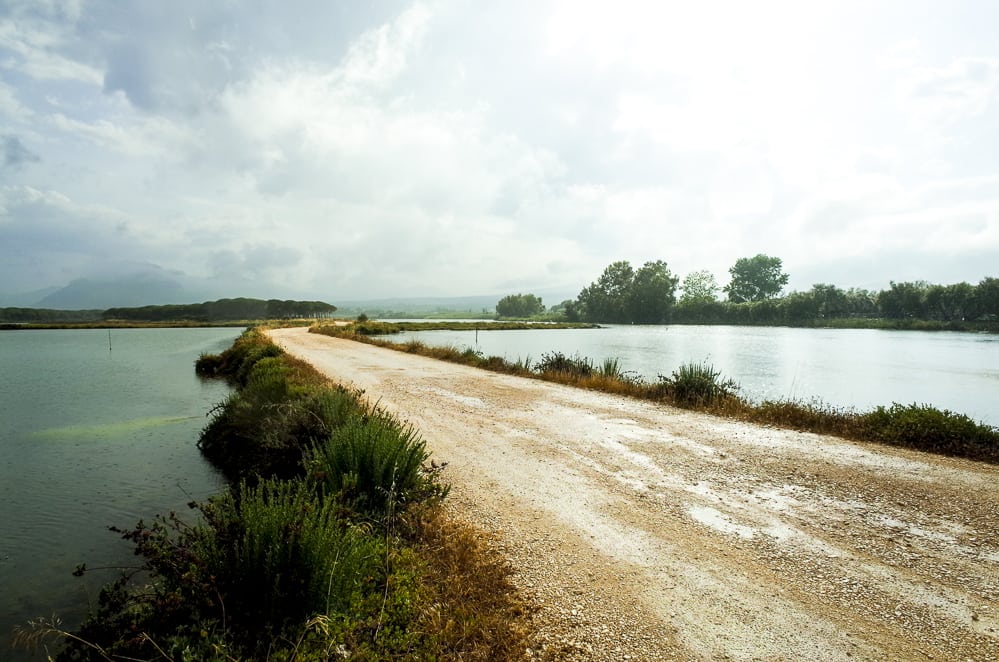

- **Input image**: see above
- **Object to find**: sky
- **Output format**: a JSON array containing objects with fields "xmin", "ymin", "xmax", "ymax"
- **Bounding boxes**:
[{"xmin": 2, "ymin": 0, "xmax": 998, "ymax": 304}]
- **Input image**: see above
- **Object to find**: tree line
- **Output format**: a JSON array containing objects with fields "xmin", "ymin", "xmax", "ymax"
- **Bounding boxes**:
[
  {"xmin": 495, "ymin": 254, "xmax": 999, "ymax": 326},
  {"xmin": 1, "ymin": 298, "xmax": 337, "ymax": 323}
]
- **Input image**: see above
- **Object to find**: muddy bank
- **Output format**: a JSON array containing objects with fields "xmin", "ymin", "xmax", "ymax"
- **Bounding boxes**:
[{"xmin": 268, "ymin": 327, "xmax": 999, "ymax": 661}]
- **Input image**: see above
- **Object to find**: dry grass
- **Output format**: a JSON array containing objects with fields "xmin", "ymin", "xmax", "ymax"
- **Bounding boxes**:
[{"xmin": 408, "ymin": 507, "xmax": 532, "ymax": 661}]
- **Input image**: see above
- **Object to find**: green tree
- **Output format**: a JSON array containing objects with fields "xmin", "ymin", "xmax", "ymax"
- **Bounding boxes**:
[
  {"xmin": 973, "ymin": 277, "xmax": 999, "ymax": 320},
  {"xmin": 809, "ymin": 284, "xmax": 850, "ymax": 318},
  {"xmin": 724, "ymin": 254, "xmax": 789, "ymax": 303},
  {"xmin": 495, "ymin": 293, "xmax": 544, "ymax": 318},
  {"xmin": 627, "ymin": 260, "xmax": 680, "ymax": 323},
  {"xmin": 925, "ymin": 282, "xmax": 974, "ymax": 321},
  {"xmin": 878, "ymin": 281, "xmax": 929, "ymax": 319},
  {"xmin": 679, "ymin": 270, "xmax": 720, "ymax": 304},
  {"xmin": 577, "ymin": 260, "xmax": 635, "ymax": 323},
  {"xmin": 548, "ymin": 299, "xmax": 581, "ymax": 321}
]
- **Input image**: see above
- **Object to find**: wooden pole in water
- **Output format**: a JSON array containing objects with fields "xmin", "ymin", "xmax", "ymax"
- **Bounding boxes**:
[{"xmin": 108, "ymin": 328, "xmax": 112, "ymax": 352}]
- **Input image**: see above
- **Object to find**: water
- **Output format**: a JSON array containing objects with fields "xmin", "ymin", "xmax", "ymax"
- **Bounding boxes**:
[
  {"xmin": 383, "ymin": 324, "xmax": 999, "ymax": 426},
  {"xmin": 0, "ymin": 328, "xmax": 241, "ymax": 660}
]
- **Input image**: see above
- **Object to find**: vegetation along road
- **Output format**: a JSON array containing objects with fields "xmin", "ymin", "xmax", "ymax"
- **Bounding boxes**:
[{"xmin": 268, "ymin": 327, "xmax": 998, "ymax": 661}]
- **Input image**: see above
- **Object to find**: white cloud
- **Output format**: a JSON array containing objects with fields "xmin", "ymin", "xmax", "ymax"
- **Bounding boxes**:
[
  {"xmin": 901, "ymin": 56, "xmax": 999, "ymax": 127},
  {"xmin": 0, "ymin": 18, "xmax": 101, "ymax": 83},
  {"xmin": 2, "ymin": 0, "xmax": 999, "ymax": 301}
]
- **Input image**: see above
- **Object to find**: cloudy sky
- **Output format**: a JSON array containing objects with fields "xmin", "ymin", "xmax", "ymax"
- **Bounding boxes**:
[{"xmin": 2, "ymin": 0, "xmax": 998, "ymax": 304}]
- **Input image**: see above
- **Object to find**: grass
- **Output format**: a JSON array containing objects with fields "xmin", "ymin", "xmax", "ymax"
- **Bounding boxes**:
[
  {"xmin": 27, "ymin": 328, "xmax": 531, "ymax": 661},
  {"xmin": 310, "ymin": 323, "xmax": 999, "ymax": 464}
]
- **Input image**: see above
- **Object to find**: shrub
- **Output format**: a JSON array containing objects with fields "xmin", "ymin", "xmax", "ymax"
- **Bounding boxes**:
[
  {"xmin": 194, "ymin": 327, "xmax": 283, "ymax": 385},
  {"xmin": 305, "ymin": 413, "xmax": 446, "ymax": 518},
  {"xmin": 536, "ymin": 351, "xmax": 594, "ymax": 378},
  {"xmin": 658, "ymin": 362, "xmax": 739, "ymax": 407},
  {"xmin": 859, "ymin": 403, "xmax": 999, "ymax": 461},
  {"xmin": 750, "ymin": 398, "xmax": 857, "ymax": 437},
  {"xmin": 193, "ymin": 480, "xmax": 383, "ymax": 641},
  {"xmin": 199, "ymin": 357, "xmax": 365, "ymax": 480}
]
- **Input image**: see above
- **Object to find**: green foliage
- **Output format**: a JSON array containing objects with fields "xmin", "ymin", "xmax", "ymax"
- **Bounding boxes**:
[
  {"xmin": 680, "ymin": 269, "xmax": 720, "ymax": 304},
  {"xmin": 103, "ymin": 298, "xmax": 337, "ymax": 322},
  {"xmin": 193, "ymin": 480, "xmax": 383, "ymax": 642},
  {"xmin": 628, "ymin": 260, "xmax": 680, "ymax": 324},
  {"xmin": 194, "ymin": 327, "xmax": 284, "ymax": 384},
  {"xmin": 576, "ymin": 259, "xmax": 679, "ymax": 323},
  {"xmin": 0, "ymin": 307, "xmax": 103, "ymax": 323},
  {"xmin": 878, "ymin": 281, "xmax": 930, "ymax": 319},
  {"xmin": 577, "ymin": 260, "xmax": 635, "ymax": 323},
  {"xmin": 860, "ymin": 403, "xmax": 999, "ymax": 461},
  {"xmin": 305, "ymin": 414, "xmax": 444, "ymax": 517},
  {"xmin": 495, "ymin": 293, "xmax": 545, "ymax": 318},
  {"xmin": 536, "ymin": 351, "xmax": 595, "ymax": 378},
  {"xmin": 197, "ymin": 329, "xmax": 367, "ymax": 479},
  {"xmin": 724, "ymin": 254, "xmax": 789, "ymax": 303},
  {"xmin": 658, "ymin": 362, "xmax": 739, "ymax": 406}
]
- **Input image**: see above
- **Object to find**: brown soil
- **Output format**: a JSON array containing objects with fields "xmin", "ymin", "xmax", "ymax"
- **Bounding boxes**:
[{"xmin": 268, "ymin": 327, "xmax": 999, "ymax": 661}]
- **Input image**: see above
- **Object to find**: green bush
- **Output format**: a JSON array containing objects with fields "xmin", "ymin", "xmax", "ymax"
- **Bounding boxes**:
[
  {"xmin": 659, "ymin": 362, "xmax": 738, "ymax": 407},
  {"xmin": 305, "ymin": 413, "xmax": 445, "ymax": 518},
  {"xmin": 199, "ymin": 358, "xmax": 365, "ymax": 480},
  {"xmin": 536, "ymin": 351, "xmax": 594, "ymax": 378},
  {"xmin": 860, "ymin": 403, "xmax": 999, "ymax": 461},
  {"xmin": 194, "ymin": 327, "xmax": 283, "ymax": 385},
  {"xmin": 194, "ymin": 480, "xmax": 383, "ymax": 641}
]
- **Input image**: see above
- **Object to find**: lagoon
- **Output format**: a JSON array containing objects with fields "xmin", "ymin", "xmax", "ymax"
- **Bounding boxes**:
[
  {"xmin": 0, "ymin": 328, "xmax": 241, "ymax": 660},
  {"xmin": 383, "ymin": 324, "xmax": 999, "ymax": 426}
]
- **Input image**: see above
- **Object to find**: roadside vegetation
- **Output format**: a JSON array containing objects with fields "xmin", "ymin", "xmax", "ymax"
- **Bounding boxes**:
[
  {"xmin": 20, "ymin": 328, "xmax": 529, "ymax": 660},
  {"xmin": 312, "ymin": 324, "xmax": 999, "ymax": 464}
]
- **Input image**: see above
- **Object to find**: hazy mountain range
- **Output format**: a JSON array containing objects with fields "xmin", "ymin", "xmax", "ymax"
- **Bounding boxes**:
[{"xmin": 1, "ymin": 271, "xmax": 575, "ymax": 314}]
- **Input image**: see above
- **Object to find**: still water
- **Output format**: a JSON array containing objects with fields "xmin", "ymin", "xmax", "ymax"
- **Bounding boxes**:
[
  {"xmin": 0, "ymin": 328, "xmax": 241, "ymax": 660},
  {"xmin": 384, "ymin": 324, "xmax": 999, "ymax": 426}
]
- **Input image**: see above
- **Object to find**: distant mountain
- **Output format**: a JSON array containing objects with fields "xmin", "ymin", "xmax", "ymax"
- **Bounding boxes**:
[
  {"xmin": 37, "ymin": 274, "xmax": 190, "ymax": 310},
  {"xmin": 0, "ymin": 286, "xmax": 61, "ymax": 307}
]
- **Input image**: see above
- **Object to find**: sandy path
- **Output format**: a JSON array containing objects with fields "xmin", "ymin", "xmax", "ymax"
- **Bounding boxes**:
[{"xmin": 268, "ymin": 327, "xmax": 999, "ymax": 661}]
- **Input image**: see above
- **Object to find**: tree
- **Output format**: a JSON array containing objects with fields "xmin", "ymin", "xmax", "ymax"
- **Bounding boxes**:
[
  {"xmin": 809, "ymin": 284, "xmax": 849, "ymax": 318},
  {"xmin": 925, "ymin": 282, "xmax": 974, "ymax": 321},
  {"xmin": 576, "ymin": 260, "xmax": 635, "ymax": 323},
  {"xmin": 679, "ymin": 270, "xmax": 720, "ymax": 304},
  {"xmin": 972, "ymin": 277, "xmax": 999, "ymax": 320},
  {"xmin": 878, "ymin": 281, "xmax": 929, "ymax": 319},
  {"xmin": 548, "ymin": 299, "xmax": 581, "ymax": 321},
  {"xmin": 724, "ymin": 254, "xmax": 789, "ymax": 303},
  {"xmin": 627, "ymin": 260, "xmax": 680, "ymax": 323},
  {"xmin": 495, "ymin": 293, "xmax": 544, "ymax": 318}
]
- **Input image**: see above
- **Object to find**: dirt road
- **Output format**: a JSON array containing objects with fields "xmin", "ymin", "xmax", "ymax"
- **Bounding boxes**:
[{"xmin": 268, "ymin": 327, "xmax": 999, "ymax": 661}]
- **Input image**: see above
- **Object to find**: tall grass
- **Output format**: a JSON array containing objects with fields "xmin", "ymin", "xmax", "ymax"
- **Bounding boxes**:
[
  {"xmin": 194, "ymin": 479, "xmax": 383, "ymax": 641},
  {"xmin": 657, "ymin": 362, "xmax": 739, "ymax": 407},
  {"xmin": 305, "ymin": 413, "xmax": 446, "ymax": 516}
]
